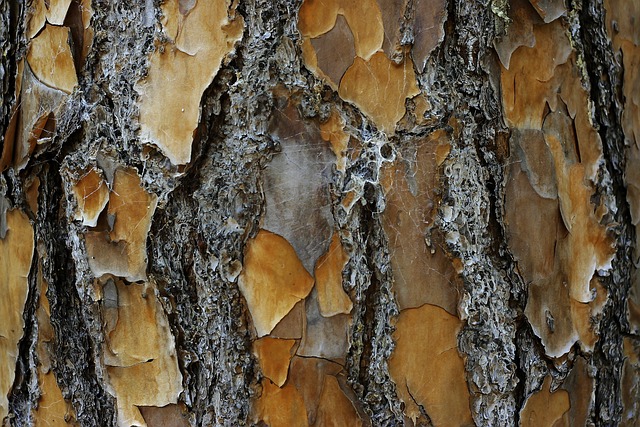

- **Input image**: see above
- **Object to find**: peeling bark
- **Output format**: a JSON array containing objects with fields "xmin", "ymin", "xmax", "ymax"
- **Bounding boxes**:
[{"xmin": 1, "ymin": 0, "xmax": 638, "ymax": 426}]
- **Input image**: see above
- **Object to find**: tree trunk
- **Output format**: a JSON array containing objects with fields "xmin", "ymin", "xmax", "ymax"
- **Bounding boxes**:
[{"xmin": 1, "ymin": 0, "xmax": 638, "ymax": 425}]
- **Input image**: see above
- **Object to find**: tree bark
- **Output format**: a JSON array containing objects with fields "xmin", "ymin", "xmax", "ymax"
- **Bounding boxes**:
[{"xmin": 1, "ymin": 0, "xmax": 639, "ymax": 426}]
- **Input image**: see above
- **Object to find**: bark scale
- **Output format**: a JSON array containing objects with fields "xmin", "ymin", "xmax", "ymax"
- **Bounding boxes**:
[{"xmin": 0, "ymin": 0, "xmax": 638, "ymax": 426}]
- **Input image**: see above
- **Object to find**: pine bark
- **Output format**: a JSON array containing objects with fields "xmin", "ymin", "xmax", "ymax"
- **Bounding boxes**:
[{"xmin": 1, "ymin": 0, "xmax": 639, "ymax": 426}]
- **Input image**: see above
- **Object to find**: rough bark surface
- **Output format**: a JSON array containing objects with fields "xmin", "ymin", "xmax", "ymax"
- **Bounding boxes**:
[{"xmin": 0, "ymin": 0, "xmax": 639, "ymax": 426}]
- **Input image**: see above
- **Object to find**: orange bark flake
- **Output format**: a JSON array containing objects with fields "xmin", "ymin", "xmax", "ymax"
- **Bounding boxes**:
[
  {"xmin": 0, "ymin": 210, "xmax": 34, "ymax": 421},
  {"xmin": 253, "ymin": 337, "xmax": 297, "ymax": 387},
  {"xmin": 255, "ymin": 354, "xmax": 363, "ymax": 426},
  {"xmin": 500, "ymin": 20, "xmax": 572, "ymax": 129},
  {"xmin": 35, "ymin": 372, "xmax": 77, "ymax": 427},
  {"xmin": 26, "ymin": 0, "xmax": 77, "ymax": 37},
  {"xmin": 136, "ymin": 0, "xmax": 244, "ymax": 165},
  {"xmin": 107, "ymin": 359, "xmax": 183, "ymax": 427},
  {"xmin": 252, "ymin": 356, "xmax": 364, "ymax": 426},
  {"xmin": 85, "ymin": 168, "xmax": 157, "ymax": 282},
  {"xmin": 314, "ymin": 233, "xmax": 352, "ymax": 317},
  {"xmin": 493, "ymin": 0, "xmax": 540, "ymax": 69},
  {"xmin": 339, "ymin": 53, "xmax": 420, "ymax": 134},
  {"xmin": 72, "ymin": 168, "xmax": 110, "ymax": 227},
  {"xmin": 315, "ymin": 375, "xmax": 363, "ymax": 427},
  {"xmin": 27, "ymin": 24, "xmax": 78, "ymax": 94},
  {"xmin": 520, "ymin": 375, "xmax": 570, "ymax": 427},
  {"xmin": 320, "ymin": 109, "xmax": 350, "ymax": 172},
  {"xmin": 501, "ymin": 11, "xmax": 615, "ymax": 357},
  {"xmin": 138, "ymin": 404, "xmax": 190, "ymax": 427},
  {"xmin": 298, "ymin": 0, "xmax": 383, "ymax": 60},
  {"xmin": 298, "ymin": 0, "xmax": 420, "ymax": 133},
  {"xmin": 254, "ymin": 379, "xmax": 308, "ymax": 427},
  {"xmin": 529, "ymin": 0, "xmax": 566, "ymax": 22},
  {"xmin": 238, "ymin": 230, "xmax": 315, "ymax": 337},
  {"xmin": 11, "ymin": 63, "xmax": 66, "ymax": 171},
  {"xmin": 46, "ymin": 0, "xmax": 72, "ymax": 25},
  {"xmin": 389, "ymin": 304, "xmax": 472, "ymax": 425},
  {"xmin": 412, "ymin": 0, "xmax": 448, "ymax": 72},
  {"xmin": 559, "ymin": 356, "xmax": 594, "ymax": 426},
  {"xmin": 101, "ymin": 278, "xmax": 183, "ymax": 427}
]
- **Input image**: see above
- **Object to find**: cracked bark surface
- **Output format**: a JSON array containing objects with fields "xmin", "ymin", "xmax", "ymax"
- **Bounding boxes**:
[{"xmin": 0, "ymin": 0, "xmax": 639, "ymax": 426}]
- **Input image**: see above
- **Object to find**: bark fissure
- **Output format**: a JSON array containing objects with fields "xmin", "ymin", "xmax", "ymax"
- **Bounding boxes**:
[
  {"xmin": 0, "ymin": 1, "xmax": 23, "ymax": 142},
  {"xmin": 576, "ymin": 0, "xmax": 636, "ymax": 423},
  {"xmin": 1, "ymin": 0, "xmax": 638, "ymax": 425},
  {"xmin": 41, "ymin": 164, "xmax": 116, "ymax": 425},
  {"xmin": 345, "ymin": 185, "xmax": 403, "ymax": 425},
  {"xmin": 437, "ymin": 1, "xmax": 519, "ymax": 422}
]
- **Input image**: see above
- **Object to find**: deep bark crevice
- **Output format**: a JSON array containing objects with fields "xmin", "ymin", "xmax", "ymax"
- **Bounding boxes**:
[
  {"xmin": 346, "ymin": 194, "xmax": 404, "ymax": 426},
  {"xmin": 0, "ymin": 0, "xmax": 23, "ymax": 140},
  {"xmin": 41, "ymin": 164, "xmax": 116, "ymax": 425}
]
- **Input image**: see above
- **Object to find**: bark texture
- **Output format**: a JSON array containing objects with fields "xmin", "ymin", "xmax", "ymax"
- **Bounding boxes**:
[{"xmin": 1, "ymin": 0, "xmax": 639, "ymax": 426}]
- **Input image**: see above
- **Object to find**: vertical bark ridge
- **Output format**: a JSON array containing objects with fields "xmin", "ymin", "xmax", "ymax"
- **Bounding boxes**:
[
  {"xmin": 438, "ymin": 1, "xmax": 518, "ymax": 423},
  {"xmin": 40, "ymin": 164, "xmax": 116, "ymax": 425},
  {"xmin": 342, "ymin": 165, "xmax": 403, "ymax": 425},
  {"xmin": 577, "ymin": 0, "xmax": 636, "ymax": 423},
  {"xmin": 0, "ymin": 0, "xmax": 23, "ymax": 141}
]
